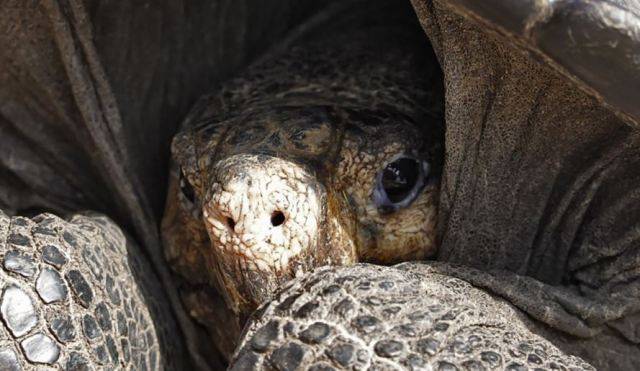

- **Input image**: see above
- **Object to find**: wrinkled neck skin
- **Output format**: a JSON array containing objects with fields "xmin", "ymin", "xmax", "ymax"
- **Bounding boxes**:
[{"xmin": 413, "ymin": 1, "xmax": 640, "ymax": 369}]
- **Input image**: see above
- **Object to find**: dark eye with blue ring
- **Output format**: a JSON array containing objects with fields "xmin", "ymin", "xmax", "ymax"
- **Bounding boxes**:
[{"xmin": 373, "ymin": 156, "xmax": 429, "ymax": 214}]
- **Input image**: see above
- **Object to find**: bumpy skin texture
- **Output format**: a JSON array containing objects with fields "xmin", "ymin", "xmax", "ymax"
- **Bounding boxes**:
[
  {"xmin": 411, "ymin": 1, "xmax": 640, "ymax": 369},
  {"xmin": 231, "ymin": 263, "xmax": 594, "ymax": 370},
  {"xmin": 161, "ymin": 1, "xmax": 444, "ymax": 354},
  {"xmin": 0, "ymin": 210, "xmax": 184, "ymax": 370}
]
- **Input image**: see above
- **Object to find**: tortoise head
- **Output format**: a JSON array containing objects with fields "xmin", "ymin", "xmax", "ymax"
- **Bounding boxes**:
[{"xmin": 162, "ymin": 101, "xmax": 441, "ymax": 316}]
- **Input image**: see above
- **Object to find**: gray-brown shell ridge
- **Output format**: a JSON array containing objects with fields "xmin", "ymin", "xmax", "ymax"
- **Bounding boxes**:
[{"xmin": 438, "ymin": 0, "xmax": 640, "ymax": 128}]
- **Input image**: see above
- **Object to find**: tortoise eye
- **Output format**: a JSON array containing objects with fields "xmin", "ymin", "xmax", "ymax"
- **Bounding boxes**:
[
  {"xmin": 373, "ymin": 156, "xmax": 429, "ymax": 214},
  {"xmin": 179, "ymin": 168, "xmax": 196, "ymax": 204}
]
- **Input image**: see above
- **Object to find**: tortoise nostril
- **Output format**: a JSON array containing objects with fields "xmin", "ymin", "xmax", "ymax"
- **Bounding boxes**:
[
  {"xmin": 226, "ymin": 217, "xmax": 236, "ymax": 231},
  {"xmin": 270, "ymin": 211, "xmax": 285, "ymax": 227}
]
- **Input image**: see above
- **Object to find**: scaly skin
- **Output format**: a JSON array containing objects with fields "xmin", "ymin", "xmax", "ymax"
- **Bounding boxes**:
[
  {"xmin": 231, "ymin": 263, "xmax": 594, "ymax": 370},
  {"xmin": 161, "ymin": 3, "xmax": 444, "ymax": 352},
  {"xmin": 0, "ymin": 210, "xmax": 185, "ymax": 370}
]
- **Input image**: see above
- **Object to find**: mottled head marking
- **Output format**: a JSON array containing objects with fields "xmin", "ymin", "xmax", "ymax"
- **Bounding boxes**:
[{"xmin": 162, "ymin": 31, "xmax": 443, "ymax": 316}]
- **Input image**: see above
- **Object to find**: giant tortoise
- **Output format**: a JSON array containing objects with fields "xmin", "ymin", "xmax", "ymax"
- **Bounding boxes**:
[{"xmin": 0, "ymin": 0, "xmax": 638, "ymax": 370}]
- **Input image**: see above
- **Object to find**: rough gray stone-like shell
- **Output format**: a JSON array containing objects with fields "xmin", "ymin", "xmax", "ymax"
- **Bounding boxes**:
[{"xmin": 439, "ymin": 0, "xmax": 640, "ymax": 127}]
